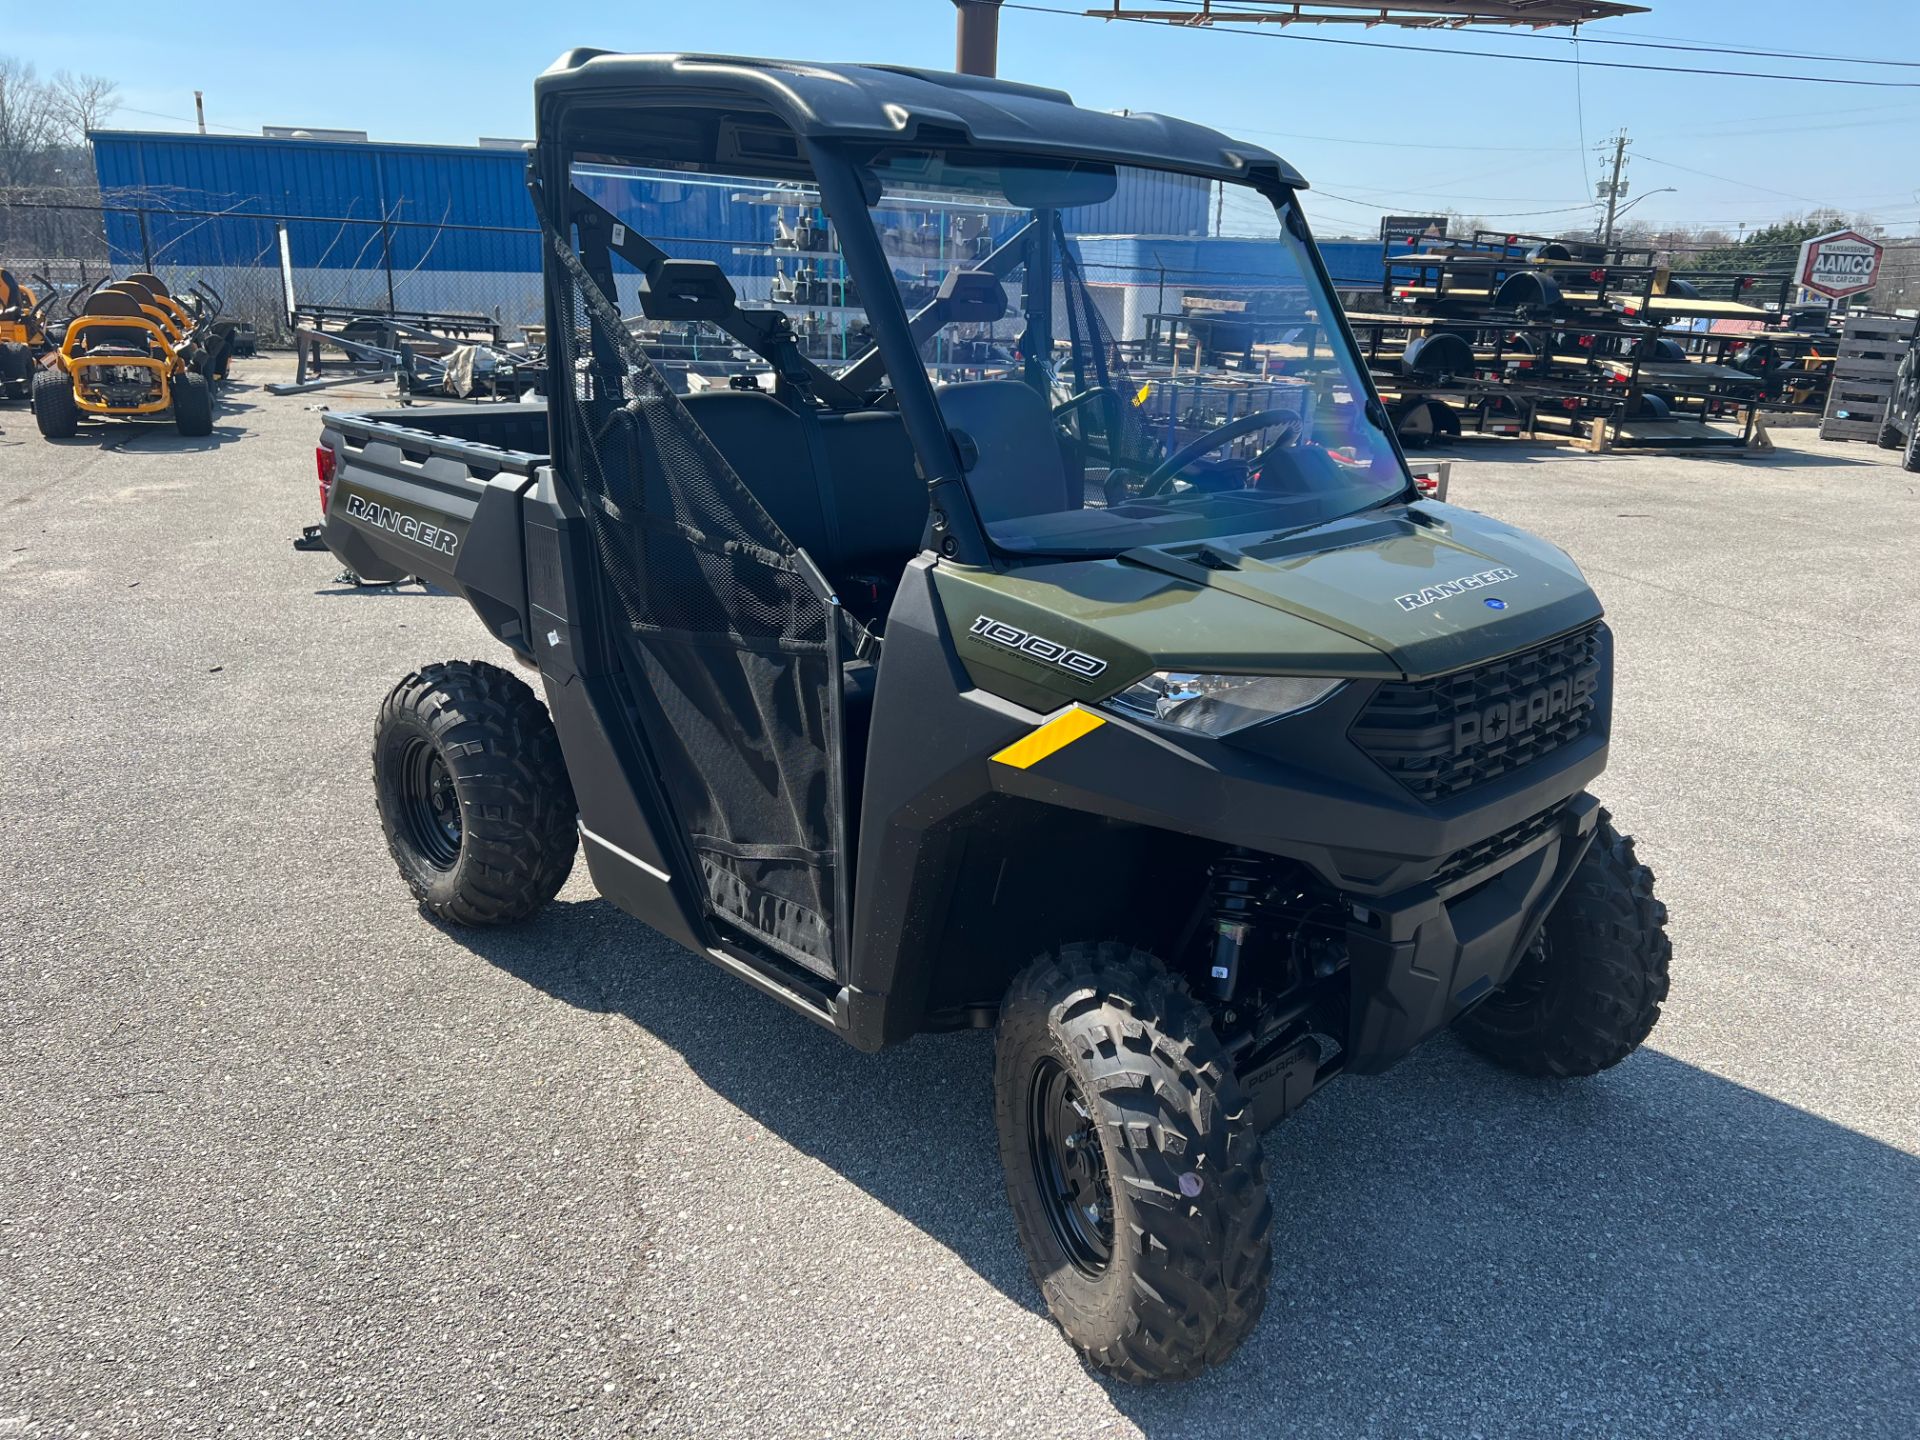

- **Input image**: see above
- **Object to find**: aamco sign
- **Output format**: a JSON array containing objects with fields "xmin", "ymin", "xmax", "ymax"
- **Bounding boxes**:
[{"xmin": 1796, "ymin": 229, "xmax": 1883, "ymax": 301}]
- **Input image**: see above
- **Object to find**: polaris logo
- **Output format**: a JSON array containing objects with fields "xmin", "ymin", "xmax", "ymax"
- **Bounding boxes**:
[
  {"xmin": 970, "ymin": 615, "xmax": 1108, "ymax": 679},
  {"xmin": 1452, "ymin": 665, "xmax": 1599, "ymax": 754},
  {"xmin": 1395, "ymin": 566, "xmax": 1519, "ymax": 612},
  {"xmin": 344, "ymin": 493, "xmax": 459, "ymax": 557}
]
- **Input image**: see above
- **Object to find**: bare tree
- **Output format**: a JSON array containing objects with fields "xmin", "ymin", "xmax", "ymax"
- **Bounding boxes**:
[
  {"xmin": 0, "ymin": 55, "xmax": 119, "ymax": 264},
  {"xmin": 0, "ymin": 57, "xmax": 64, "ymax": 186},
  {"xmin": 53, "ymin": 69, "xmax": 118, "ymax": 140}
]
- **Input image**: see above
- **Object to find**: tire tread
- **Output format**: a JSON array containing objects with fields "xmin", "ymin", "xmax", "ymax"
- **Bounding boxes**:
[
  {"xmin": 1455, "ymin": 811, "xmax": 1671, "ymax": 1078},
  {"xmin": 372, "ymin": 660, "xmax": 576, "ymax": 925},
  {"xmin": 996, "ymin": 944, "xmax": 1274, "ymax": 1383}
]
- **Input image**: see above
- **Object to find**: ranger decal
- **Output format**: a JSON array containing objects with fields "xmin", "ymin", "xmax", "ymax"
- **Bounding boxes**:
[
  {"xmin": 1394, "ymin": 566, "xmax": 1518, "ymax": 612},
  {"xmin": 344, "ymin": 493, "xmax": 459, "ymax": 556}
]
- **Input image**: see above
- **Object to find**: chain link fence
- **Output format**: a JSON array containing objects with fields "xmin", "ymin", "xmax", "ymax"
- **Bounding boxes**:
[{"xmin": 1, "ymin": 197, "xmax": 545, "ymax": 347}]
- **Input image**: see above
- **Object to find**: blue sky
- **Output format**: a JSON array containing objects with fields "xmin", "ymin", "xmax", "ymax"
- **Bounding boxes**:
[{"xmin": 13, "ymin": 0, "xmax": 1920, "ymax": 239}]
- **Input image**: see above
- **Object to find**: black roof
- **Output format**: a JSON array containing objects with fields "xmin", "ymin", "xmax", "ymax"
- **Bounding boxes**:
[{"xmin": 535, "ymin": 51, "xmax": 1306, "ymax": 189}]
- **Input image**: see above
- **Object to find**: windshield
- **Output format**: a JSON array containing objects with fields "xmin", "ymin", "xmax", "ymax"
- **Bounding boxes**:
[{"xmin": 848, "ymin": 151, "xmax": 1407, "ymax": 556}]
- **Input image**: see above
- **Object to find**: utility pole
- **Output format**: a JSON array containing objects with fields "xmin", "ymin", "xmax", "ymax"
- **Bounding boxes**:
[
  {"xmin": 1595, "ymin": 130, "xmax": 1631, "ymax": 249},
  {"xmin": 194, "ymin": 90, "xmax": 207, "ymax": 134}
]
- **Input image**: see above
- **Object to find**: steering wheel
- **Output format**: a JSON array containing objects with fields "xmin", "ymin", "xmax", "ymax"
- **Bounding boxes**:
[{"xmin": 1139, "ymin": 408, "xmax": 1303, "ymax": 496}]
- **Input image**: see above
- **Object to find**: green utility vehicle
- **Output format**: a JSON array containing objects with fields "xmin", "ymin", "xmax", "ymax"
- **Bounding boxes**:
[{"xmin": 310, "ymin": 51, "xmax": 1671, "ymax": 1381}]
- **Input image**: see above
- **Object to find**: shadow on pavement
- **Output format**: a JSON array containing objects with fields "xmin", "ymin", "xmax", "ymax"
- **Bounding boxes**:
[{"xmin": 452, "ymin": 896, "xmax": 1918, "ymax": 1436}]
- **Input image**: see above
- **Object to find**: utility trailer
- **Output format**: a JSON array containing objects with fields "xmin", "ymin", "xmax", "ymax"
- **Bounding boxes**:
[{"xmin": 1357, "ymin": 225, "xmax": 1831, "ymax": 452}]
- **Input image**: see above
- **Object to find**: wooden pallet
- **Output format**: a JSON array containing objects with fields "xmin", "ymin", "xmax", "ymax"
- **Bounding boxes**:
[{"xmin": 1820, "ymin": 314, "xmax": 1914, "ymax": 441}]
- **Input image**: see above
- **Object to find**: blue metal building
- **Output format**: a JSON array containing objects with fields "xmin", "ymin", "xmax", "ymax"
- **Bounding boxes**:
[
  {"xmin": 88, "ymin": 129, "xmax": 1387, "ymax": 327},
  {"xmin": 90, "ymin": 130, "xmax": 540, "ymax": 275}
]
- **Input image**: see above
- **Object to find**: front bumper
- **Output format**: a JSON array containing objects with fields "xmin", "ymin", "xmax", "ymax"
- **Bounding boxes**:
[{"xmin": 1343, "ymin": 791, "xmax": 1598, "ymax": 1073}]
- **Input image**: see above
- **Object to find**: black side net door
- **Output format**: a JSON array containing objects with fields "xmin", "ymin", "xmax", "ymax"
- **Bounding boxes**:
[{"xmin": 549, "ymin": 232, "xmax": 846, "ymax": 980}]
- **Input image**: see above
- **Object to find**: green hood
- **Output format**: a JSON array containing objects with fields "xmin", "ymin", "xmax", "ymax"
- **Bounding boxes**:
[
  {"xmin": 934, "ymin": 501, "xmax": 1603, "ymax": 707},
  {"xmin": 1119, "ymin": 501, "xmax": 1602, "ymax": 678}
]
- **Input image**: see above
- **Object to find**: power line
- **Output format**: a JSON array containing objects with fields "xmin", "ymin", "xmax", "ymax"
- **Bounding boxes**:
[
  {"xmin": 1313, "ymin": 188, "xmax": 1601, "ymax": 220},
  {"xmin": 111, "ymin": 104, "xmax": 255, "ymax": 136},
  {"xmin": 1482, "ymin": 26, "xmax": 1920, "ymax": 70},
  {"xmin": 1572, "ymin": 34, "xmax": 1592, "ymax": 208},
  {"xmin": 1106, "ymin": 1, "xmax": 1920, "ymax": 70},
  {"xmin": 1230, "ymin": 125, "xmax": 1564, "ymax": 153},
  {"xmin": 1634, "ymin": 153, "xmax": 1828, "ymax": 206},
  {"xmin": 1008, "ymin": 5, "xmax": 1920, "ymax": 88}
]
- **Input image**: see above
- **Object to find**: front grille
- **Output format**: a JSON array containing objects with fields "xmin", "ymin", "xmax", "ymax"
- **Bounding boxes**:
[
  {"xmin": 1432, "ymin": 800, "xmax": 1569, "ymax": 891},
  {"xmin": 1351, "ymin": 623, "xmax": 1604, "ymax": 802}
]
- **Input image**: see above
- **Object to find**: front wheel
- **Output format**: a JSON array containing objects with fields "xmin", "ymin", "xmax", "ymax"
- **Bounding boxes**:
[
  {"xmin": 1905, "ymin": 420, "xmax": 1920, "ymax": 474},
  {"xmin": 1455, "ymin": 812, "xmax": 1671, "ymax": 1077},
  {"xmin": 994, "ymin": 944, "xmax": 1273, "ymax": 1383},
  {"xmin": 172, "ymin": 370, "xmax": 214, "ymax": 436},
  {"xmin": 32, "ymin": 368, "xmax": 79, "ymax": 439},
  {"xmin": 372, "ymin": 660, "xmax": 577, "ymax": 925}
]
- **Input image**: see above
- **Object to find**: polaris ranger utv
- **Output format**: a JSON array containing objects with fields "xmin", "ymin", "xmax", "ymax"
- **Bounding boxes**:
[{"xmin": 316, "ymin": 51, "xmax": 1670, "ymax": 1382}]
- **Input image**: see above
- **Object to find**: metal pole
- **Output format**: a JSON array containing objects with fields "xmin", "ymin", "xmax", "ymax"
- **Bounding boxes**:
[
  {"xmin": 953, "ymin": 0, "xmax": 1004, "ymax": 76},
  {"xmin": 194, "ymin": 91, "xmax": 207, "ymax": 134},
  {"xmin": 381, "ymin": 213, "xmax": 397, "ymax": 314}
]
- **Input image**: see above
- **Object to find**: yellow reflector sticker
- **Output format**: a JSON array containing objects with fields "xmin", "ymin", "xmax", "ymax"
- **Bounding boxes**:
[
  {"xmin": 991, "ymin": 708, "xmax": 1106, "ymax": 770},
  {"xmin": 1132, "ymin": 382, "xmax": 1152, "ymax": 407}
]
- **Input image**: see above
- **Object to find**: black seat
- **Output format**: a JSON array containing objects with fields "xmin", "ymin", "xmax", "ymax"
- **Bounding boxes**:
[
  {"xmin": 678, "ymin": 390, "xmax": 832, "ymax": 557},
  {"xmin": 76, "ymin": 289, "xmax": 155, "ymax": 355},
  {"xmin": 815, "ymin": 409, "xmax": 928, "ymax": 592},
  {"xmin": 679, "ymin": 390, "xmax": 927, "ymax": 613},
  {"xmin": 934, "ymin": 379, "xmax": 1075, "ymax": 524}
]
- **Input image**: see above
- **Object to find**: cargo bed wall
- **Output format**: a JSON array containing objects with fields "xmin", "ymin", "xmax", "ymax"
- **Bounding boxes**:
[{"xmin": 320, "ymin": 405, "xmax": 544, "ymax": 653}]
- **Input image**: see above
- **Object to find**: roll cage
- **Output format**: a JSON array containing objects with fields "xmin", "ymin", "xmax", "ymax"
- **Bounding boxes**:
[{"xmin": 527, "ymin": 51, "xmax": 1349, "ymax": 573}]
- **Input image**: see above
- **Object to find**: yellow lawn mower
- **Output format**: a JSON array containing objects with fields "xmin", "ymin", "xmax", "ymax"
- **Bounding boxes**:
[
  {"xmin": 0, "ymin": 268, "xmax": 54, "ymax": 400},
  {"xmin": 31, "ymin": 279, "xmax": 214, "ymax": 440}
]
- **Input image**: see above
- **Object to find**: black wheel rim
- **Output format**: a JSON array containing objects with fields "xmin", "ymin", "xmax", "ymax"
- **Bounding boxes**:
[
  {"xmin": 1028, "ymin": 1057, "xmax": 1114, "ymax": 1276},
  {"xmin": 398, "ymin": 737, "xmax": 462, "ymax": 870}
]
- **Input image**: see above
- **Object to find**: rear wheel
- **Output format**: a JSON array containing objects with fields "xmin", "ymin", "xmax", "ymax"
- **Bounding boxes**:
[
  {"xmin": 372, "ymin": 660, "xmax": 577, "ymax": 925},
  {"xmin": 1905, "ymin": 417, "xmax": 1920, "ymax": 473},
  {"xmin": 0, "ymin": 340, "xmax": 30, "ymax": 396},
  {"xmin": 995, "ymin": 944, "xmax": 1273, "ymax": 1383},
  {"xmin": 31, "ymin": 368, "xmax": 78, "ymax": 439},
  {"xmin": 1455, "ymin": 812, "xmax": 1670, "ymax": 1077},
  {"xmin": 1877, "ymin": 421, "xmax": 1903, "ymax": 450},
  {"xmin": 172, "ymin": 370, "xmax": 214, "ymax": 436}
]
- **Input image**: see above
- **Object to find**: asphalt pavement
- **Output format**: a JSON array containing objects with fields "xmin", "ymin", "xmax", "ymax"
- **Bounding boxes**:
[{"xmin": 2, "ymin": 361, "xmax": 1916, "ymax": 1438}]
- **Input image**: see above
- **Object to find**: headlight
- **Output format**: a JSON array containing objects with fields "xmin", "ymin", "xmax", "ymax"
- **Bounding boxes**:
[{"xmin": 1105, "ymin": 672, "xmax": 1344, "ymax": 736}]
